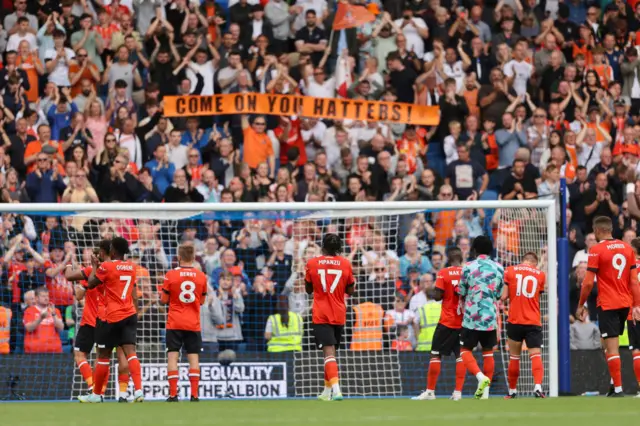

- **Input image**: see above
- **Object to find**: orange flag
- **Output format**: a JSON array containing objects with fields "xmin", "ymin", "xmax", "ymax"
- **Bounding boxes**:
[{"xmin": 333, "ymin": 3, "xmax": 376, "ymax": 30}]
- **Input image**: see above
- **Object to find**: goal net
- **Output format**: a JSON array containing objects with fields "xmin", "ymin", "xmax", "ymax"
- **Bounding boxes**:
[{"xmin": 0, "ymin": 201, "xmax": 557, "ymax": 400}]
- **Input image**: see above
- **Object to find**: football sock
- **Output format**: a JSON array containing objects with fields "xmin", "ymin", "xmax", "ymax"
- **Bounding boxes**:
[
  {"xmin": 189, "ymin": 368, "xmax": 200, "ymax": 398},
  {"xmin": 102, "ymin": 369, "xmax": 110, "ymax": 394},
  {"xmin": 77, "ymin": 359, "xmax": 93, "ymax": 390},
  {"xmin": 127, "ymin": 353, "xmax": 142, "ymax": 391},
  {"xmin": 426, "ymin": 357, "xmax": 441, "ymax": 391},
  {"xmin": 633, "ymin": 352, "xmax": 640, "ymax": 386},
  {"xmin": 93, "ymin": 359, "xmax": 110, "ymax": 396},
  {"xmin": 118, "ymin": 374, "xmax": 129, "ymax": 394},
  {"xmin": 508, "ymin": 355, "xmax": 520, "ymax": 392},
  {"xmin": 324, "ymin": 356, "xmax": 340, "ymax": 393},
  {"xmin": 454, "ymin": 357, "xmax": 466, "ymax": 393},
  {"xmin": 324, "ymin": 367, "xmax": 330, "ymax": 390},
  {"xmin": 168, "ymin": 370, "xmax": 179, "ymax": 398},
  {"xmin": 482, "ymin": 350, "xmax": 495, "ymax": 382},
  {"xmin": 530, "ymin": 353, "xmax": 543, "ymax": 387},
  {"xmin": 461, "ymin": 350, "xmax": 481, "ymax": 377},
  {"xmin": 606, "ymin": 353, "xmax": 622, "ymax": 391}
]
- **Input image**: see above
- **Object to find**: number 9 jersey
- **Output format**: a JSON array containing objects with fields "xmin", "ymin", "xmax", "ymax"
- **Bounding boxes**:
[
  {"xmin": 587, "ymin": 239, "xmax": 636, "ymax": 311},
  {"xmin": 305, "ymin": 256, "xmax": 355, "ymax": 325},
  {"xmin": 162, "ymin": 267, "xmax": 208, "ymax": 331}
]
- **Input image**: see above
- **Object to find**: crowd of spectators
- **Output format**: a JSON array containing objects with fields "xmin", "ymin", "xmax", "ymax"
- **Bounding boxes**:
[{"xmin": 2, "ymin": 0, "xmax": 640, "ymax": 354}]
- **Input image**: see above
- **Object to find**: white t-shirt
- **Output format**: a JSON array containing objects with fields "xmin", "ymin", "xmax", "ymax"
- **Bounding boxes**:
[
  {"xmin": 44, "ymin": 48, "xmax": 75, "ymax": 86},
  {"xmin": 503, "ymin": 60, "xmax": 533, "ymax": 96},
  {"xmin": 301, "ymin": 120, "xmax": 327, "ymax": 161},
  {"xmin": 443, "ymin": 60, "xmax": 466, "ymax": 92},
  {"xmin": 443, "ymin": 135, "xmax": 459, "ymax": 165},
  {"xmin": 578, "ymin": 141, "xmax": 604, "ymax": 174},
  {"xmin": 394, "ymin": 17, "xmax": 428, "ymax": 58},
  {"xmin": 167, "ymin": 143, "xmax": 189, "ymax": 170},
  {"xmin": 6, "ymin": 33, "xmax": 38, "ymax": 52},
  {"xmin": 187, "ymin": 61, "xmax": 216, "ymax": 95},
  {"xmin": 305, "ymin": 77, "xmax": 336, "ymax": 98},
  {"xmin": 293, "ymin": 0, "xmax": 328, "ymax": 31}
]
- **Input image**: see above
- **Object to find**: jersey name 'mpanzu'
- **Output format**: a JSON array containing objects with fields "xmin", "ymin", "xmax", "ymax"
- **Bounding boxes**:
[
  {"xmin": 318, "ymin": 259, "xmax": 342, "ymax": 266},
  {"xmin": 180, "ymin": 271, "xmax": 197, "ymax": 277},
  {"xmin": 116, "ymin": 264, "xmax": 134, "ymax": 271}
]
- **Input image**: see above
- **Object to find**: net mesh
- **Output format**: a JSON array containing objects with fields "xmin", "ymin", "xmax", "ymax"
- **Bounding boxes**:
[{"xmin": 0, "ymin": 204, "xmax": 552, "ymax": 400}]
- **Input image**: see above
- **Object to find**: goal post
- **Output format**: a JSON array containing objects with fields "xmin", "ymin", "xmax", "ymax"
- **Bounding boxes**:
[{"xmin": 0, "ymin": 200, "xmax": 558, "ymax": 399}]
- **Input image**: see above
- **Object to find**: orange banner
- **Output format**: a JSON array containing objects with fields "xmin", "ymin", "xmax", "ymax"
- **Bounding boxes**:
[
  {"xmin": 163, "ymin": 93, "xmax": 440, "ymax": 126},
  {"xmin": 333, "ymin": 4, "xmax": 376, "ymax": 30}
]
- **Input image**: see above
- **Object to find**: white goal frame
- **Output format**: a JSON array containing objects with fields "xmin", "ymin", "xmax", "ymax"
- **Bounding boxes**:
[{"xmin": 0, "ymin": 199, "xmax": 557, "ymax": 398}]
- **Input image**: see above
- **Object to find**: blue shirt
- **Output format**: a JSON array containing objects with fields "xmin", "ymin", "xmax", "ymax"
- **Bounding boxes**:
[
  {"xmin": 25, "ymin": 169, "xmax": 66, "ymax": 203},
  {"xmin": 47, "ymin": 103, "xmax": 78, "ymax": 141},
  {"xmin": 399, "ymin": 254, "xmax": 433, "ymax": 277},
  {"xmin": 144, "ymin": 160, "xmax": 175, "ymax": 194},
  {"xmin": 180, "ymin": 128, "xmax": 212, "ymax": 150}
]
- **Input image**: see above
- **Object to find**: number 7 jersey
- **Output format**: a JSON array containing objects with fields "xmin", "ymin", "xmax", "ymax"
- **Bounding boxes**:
[
  {"xmin": 504, "ymin": 264, "xmax": 546, "ymax": 326},
  {"xmin": 434, "ymin": 266, "xmax": 463, "ymax": 329},
  {"xmin": 305, "ymin": 255, "xmax": 355, "ymax": 325},
  {"xmin": 95, "ymin": 260, "xmax": 137, "ymax": 323},
  {"xmin": 587, "ymin": 239, "xmax": 636, "ymax": 310},
  {"xmin": 162, "ymin": 267, "xmax": 208, "ymax": 331}
]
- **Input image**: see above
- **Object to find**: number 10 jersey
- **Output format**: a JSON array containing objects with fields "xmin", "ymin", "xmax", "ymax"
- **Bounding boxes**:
[{"xmin": 504, "ymin": 264, "xmax": 546, "ymax": 326}]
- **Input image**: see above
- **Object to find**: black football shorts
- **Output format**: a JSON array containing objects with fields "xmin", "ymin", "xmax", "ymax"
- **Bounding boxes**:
[
  {"xmin": 506, "ymin": 323, "xmax": 543, "ymax": 349},
  {"xmin": 597, "ymin": 307, "xmax": 629, "ymax": 339},
  {"xmin": 312, "ymin": 323, "xmax": 344, "ymax": 350},
  {"xmin": 166, "ymin": 329, "xmax": 202, "ymax": 354}
]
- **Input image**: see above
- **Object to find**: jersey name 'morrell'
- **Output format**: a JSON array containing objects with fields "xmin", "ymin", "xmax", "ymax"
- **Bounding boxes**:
[
  {"xmin": 606, "ymin": 243, "xmax": 625, "ymax": 250},
  {"xmin": 116, "ymin": 264, "xmax": 134, "ymax": 271},
  {"xmin": 180, "ymin": 271, "xmax": 197, "ymax": 278},
  {"xmin": 318, "ymin": 259, "xmax": 341, "ymax": 266}
]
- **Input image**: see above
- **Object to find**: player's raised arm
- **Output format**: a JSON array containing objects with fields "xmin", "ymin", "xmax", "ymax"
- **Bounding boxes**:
[
  {"xmin": 87, "ymin": 255, "xmax": 103, "ymax": 289},
  {"xmin": 65, "ymin": 266, "xmax": 88, "ymax": 282}
]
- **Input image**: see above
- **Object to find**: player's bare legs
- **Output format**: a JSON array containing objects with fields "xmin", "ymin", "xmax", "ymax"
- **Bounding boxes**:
[
  {"xmin": 116, "ymin": 347, "xmax": 131, "ymax": 401},
  {"xmin": 74, "ymin": 350, "xmax": 94, "ymax": 392},
  {"xmin": 121, "ymin": 343, "xmax": 144, "ymax": 402},
  {"xmin": 320, "ymin": 345, "xmax": 342, "ymax": 401},
  {"xmin": 603, "ymin": 336, "xmax": 624, "ymax": 396}
]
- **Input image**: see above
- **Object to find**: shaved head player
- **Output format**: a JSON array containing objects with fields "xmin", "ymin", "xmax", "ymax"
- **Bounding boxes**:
[{"xmin": 305, "ymin": 233, "xmax": 355, "ymax": 401}]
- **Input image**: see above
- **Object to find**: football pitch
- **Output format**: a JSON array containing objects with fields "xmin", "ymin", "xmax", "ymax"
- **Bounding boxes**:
[{"xmin": 2, "ymin": 397, "xmax": 639, "ymax": 426}]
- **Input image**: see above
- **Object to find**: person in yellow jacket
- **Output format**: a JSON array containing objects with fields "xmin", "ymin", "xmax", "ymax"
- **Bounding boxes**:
[
  {"xmin": 414, "ymin": 301, "xmax": 442, "ymax": 352},
  {"xmin": 0, "ymin": 305, "xmax": 11, "ymax": 354},
  {"xmin": 265, "ymin": 297, "xmax": 303, "ymax": 352},
  {"xmin": 350, "ymin": 298, "xmax": 385, "ymax": 351}
]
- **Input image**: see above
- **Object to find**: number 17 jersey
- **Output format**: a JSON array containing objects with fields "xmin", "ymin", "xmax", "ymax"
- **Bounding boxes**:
[
  {"xmin": 305, "ymin": 255, "xmax": 355, "ymax": 325},
  {"xmin": 162, "ymin": 267, "xmax": 208, "ymax": 331},
  {"xmin": 587, "ymin": 239, "xmax": 636, "ymax": 311},
  {"xmin": 435, "ymin": 266, "xmax": 463, "ymax": 329}
]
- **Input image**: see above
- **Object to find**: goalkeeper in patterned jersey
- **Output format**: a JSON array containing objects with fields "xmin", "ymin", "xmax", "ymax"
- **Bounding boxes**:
[{"xmin": 457, "ymin": 235, "xmax": 505, "ymax": 400}]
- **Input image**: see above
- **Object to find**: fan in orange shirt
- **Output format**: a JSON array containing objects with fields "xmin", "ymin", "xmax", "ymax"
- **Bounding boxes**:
[
  {"xmin": 589, "ymin": 47, "xmax": 614, "ymax": 89},
  {"xmin": 241, "ymin": 114, "xmax": 275, "ymax": 174},
  {"xmin": 16, "ymin": 43, "xmax": 44, "ymax": 104}
]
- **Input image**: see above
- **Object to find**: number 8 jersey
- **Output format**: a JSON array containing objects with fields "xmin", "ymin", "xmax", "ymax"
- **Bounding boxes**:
[
  {"xmin": 504, "ymin": 264, "xmax": 546, "ymax": 326},
  {"xmin": 162, "ymin": 267, "xmax": 208, "ymax": 331},
  {"xmin": 305, "ymin": 255, "xmax": 355, "ymax": 325},
  {"xmin": 587, "ymin": 239, "xmax": 636, "ymax": 311},
  {"xmin": 96, "ymin": 260, "xmax": 138, "ymax": 323}
]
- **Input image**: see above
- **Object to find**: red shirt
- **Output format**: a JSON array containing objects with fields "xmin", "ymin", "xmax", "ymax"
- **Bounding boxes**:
[
  {"xmin": 434, "ymin": 266, "xmax": 463, "ymax": 329},
  {"xmin": 44, "ymin": 260, "xmax": 74, "ymax": 307},
  {"xmin": 79, "ymin": 266, "xmax": 101, "ymax": 327},
  {"xmin": 162, "ymin": 267, "xmax": 208, "ymax": 331},
  {"xmin": 23, "ymin": 305, "xmax": 62, "ymax": 353},
  {"xmin": 587, "ymin": 239, "xmax": 636, "ymax": 311},
  {"xmin": 630, "ymin": 258, "xmax": 640, "ymax": 320},
  {"xmin": 305, "ymin": 256, "xmax": 355, "ymax": 325},
  {"xmin": 8, "ymin": 261, "xmax": 27, "ymax": 304},
  {"xmin": 504, "ymin": 264, "xmax": 546, "ymax": 326},
  {"xmin": 96, "ymin": 260, "xmax": 137, "ymax": 323}
]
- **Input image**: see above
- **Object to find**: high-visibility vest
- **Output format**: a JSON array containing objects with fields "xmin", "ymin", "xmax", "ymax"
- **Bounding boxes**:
[
  {"xmin": 266, "ymin": 312, "xmax": 303, "ymax": 352},
  {"xmin": 0, "ymin": 306, "xmax": 11, "ymax": 354},
  {"xmin": 620, "ymin": 322, "xmax": 630, "ymax": 347},
  {"xmin": 350, "ymin": 302, "xmax": 384, "ymax": 351},
  {"xmin": 415, "ymin": 302, "xmax": 442, "ymax": 352}
]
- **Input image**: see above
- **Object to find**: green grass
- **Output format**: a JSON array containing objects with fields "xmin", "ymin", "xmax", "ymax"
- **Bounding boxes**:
[{"xmin": 2, "ymin": 397, "xmax": 639, "ymax": 426}]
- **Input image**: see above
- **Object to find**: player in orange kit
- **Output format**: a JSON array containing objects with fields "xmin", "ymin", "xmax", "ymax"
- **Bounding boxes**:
[
  {"xmin": 502, "ymin": 252, "xmax": 547, "ymax": 399},
  {"xmin": 65, "ymin": 240, "xmax": 132, "ymax": 402},
  {"xmin": 412, "ymin": 247, "xmax": 466, "ymax": 401},
  {"xmin": 79, "ymin": 237, "xmax": 143, "ymax": 403},
  {"xmin": 305, "ymin": 233, "xmax": 355, "ymax": 401},
  {"xmin": 628, "ymin": 238, "xmax": 640, "ymax": 398},
  {"xmin": 160, "ymin": 244, "xmax": 208, "ymax": 402},
  {"xmin": 578, "ymin": 216, "xmax": 640, "ymax": 397}
]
